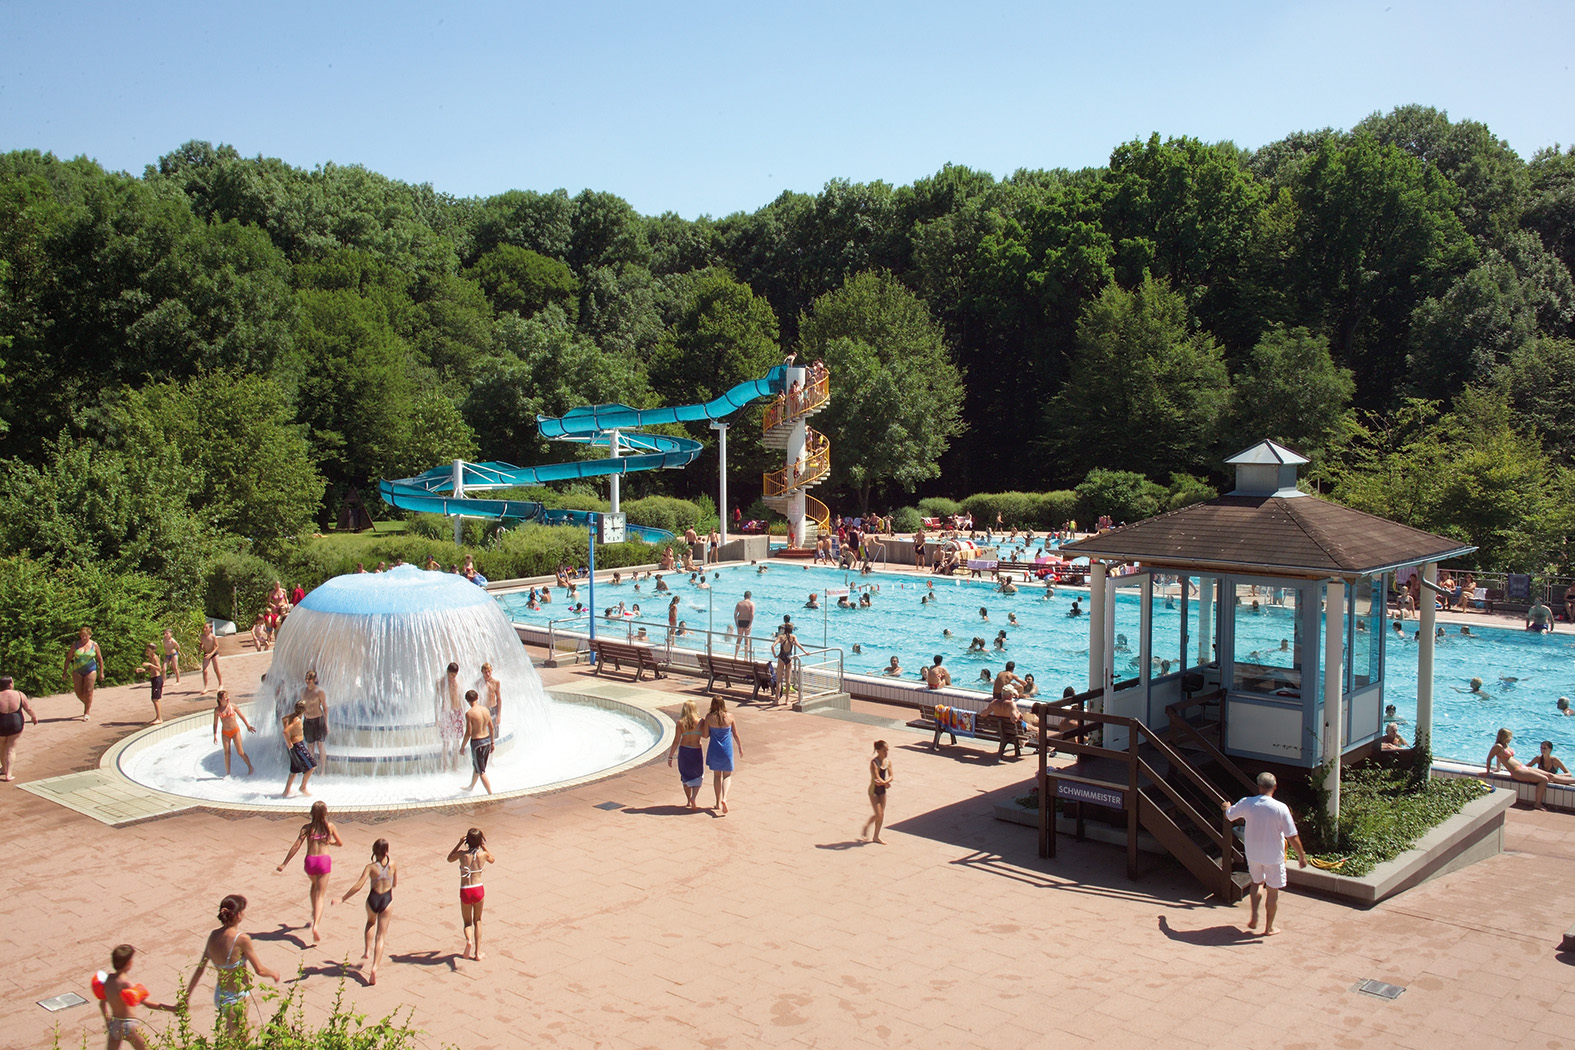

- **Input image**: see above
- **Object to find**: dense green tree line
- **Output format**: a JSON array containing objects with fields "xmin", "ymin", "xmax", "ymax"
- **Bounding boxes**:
[{"xmin": 1, "ymin": 103, "xmax": 1573, "ymax": 684}]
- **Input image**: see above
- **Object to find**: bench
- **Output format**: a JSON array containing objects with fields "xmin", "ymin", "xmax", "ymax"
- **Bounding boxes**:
[
  {"xmin": 910, "ymin": 703, "xmax": 1053, "ymax": 760},
  {"xmin": 698, "ymin": 653, "xmax": 774, "ymax": 701},
  {"xmin": 589, "ymin": 638, "xmax": 667, "ymax": 681}
]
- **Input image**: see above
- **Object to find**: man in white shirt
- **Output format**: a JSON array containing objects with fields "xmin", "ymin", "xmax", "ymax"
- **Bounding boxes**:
[{"xmin": 1223, "ymin": 772, "xmax": 1308, "ymax": 936}]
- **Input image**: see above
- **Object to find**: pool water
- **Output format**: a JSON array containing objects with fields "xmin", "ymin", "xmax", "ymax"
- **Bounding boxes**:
[{"xmin": 497, "ymin": 565, "xmax": 1575, "ymax": 763}]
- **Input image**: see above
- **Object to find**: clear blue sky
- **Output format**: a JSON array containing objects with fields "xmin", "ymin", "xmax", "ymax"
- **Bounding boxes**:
[{"xmin": 3, "ymin": 0, "xmax": 1571, "ymax": 219}]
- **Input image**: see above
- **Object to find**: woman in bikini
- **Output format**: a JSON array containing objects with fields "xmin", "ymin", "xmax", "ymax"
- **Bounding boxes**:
[
  {"xmin": 187, "ymin": 894, "xmax": 278, "ymax": 1038},
  {"xmin": 212, "ymin": 690, "xmax": 255, "ymax": 776},
  {"xmin": 862, "ymin": 740, "xmax": 893, "ymax": 844},
  {"xmin": 1487, "ymin": 728, "xmax": 1575, "ymax": 810},
  {"xmin": 337, "ymin": 837, "xmax": 397, "ymax": 984},
  {"xmin": 447, "ymin": 827, "xmax": 494, "ymax": 961},
  {"xmin": 63, "ymin": 626, "xmax": 104, "ymax": 720},
  {"xmin": 666, "ymin": 699, "xmax": 705, "ymax": 809},
  {"xmin": 199, "ymin": 622, "xmax": 222, "ymax": 693},
  {"xmin": 276, "ymin": 800, "xmax": 342, "ymax": 943}
]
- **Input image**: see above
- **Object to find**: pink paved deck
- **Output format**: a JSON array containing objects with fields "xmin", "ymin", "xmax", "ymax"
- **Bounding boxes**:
[{"xmin": 6, "ymin": 648, "xmax": 1575, "ymax": 1050}]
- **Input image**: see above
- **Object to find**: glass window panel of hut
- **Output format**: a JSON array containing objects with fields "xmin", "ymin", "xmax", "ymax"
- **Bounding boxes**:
[
  {"xmin": 1186, "ymin": 575, "xmax": 1217, "ymax": 669},
  {"xmin": 1231, "ymin": 581, "xmax": 1302, "ymax": 696},
  {"xmin": 1150, "ymin": 573, "xmax": 1184, "ymax": 678},
  {"xmin": 1349, "ymin": 577, "xmax": 1381, "ymax": 689}
]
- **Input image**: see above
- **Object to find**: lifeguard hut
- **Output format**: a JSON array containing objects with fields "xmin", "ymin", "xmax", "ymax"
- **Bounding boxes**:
[{"xmin": 1056, "ymin": 441, "xmax": 1475, "ymax": 830}]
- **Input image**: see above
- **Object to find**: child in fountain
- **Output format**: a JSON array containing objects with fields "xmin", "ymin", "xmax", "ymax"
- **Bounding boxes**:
[
  {"xmin": 461, "ymin": 690, "xmax": 495, "ymax": 795},
  {"xmin": 281, "ymin": 700, "xmax": 317, "ymax": 797},
  {"xmin": 437, "ymin": 662, "xmax": 466, "ymax": 770},
  {"xmin": 301, "ymin": 670, "xmax": 329, "ymax": 767},
  {"xmin": 481, "ymin": 662, "xmax": 503, "ymax": 732},
  {"xmin": 212, "ymin": 690, "xmax": 255, "ymax": 776}
]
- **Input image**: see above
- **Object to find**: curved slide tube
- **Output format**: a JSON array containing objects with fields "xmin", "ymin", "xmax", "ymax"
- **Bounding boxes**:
[{"xmin": 380, "ymin": 367, "xmax": 788, "ymax": 542}]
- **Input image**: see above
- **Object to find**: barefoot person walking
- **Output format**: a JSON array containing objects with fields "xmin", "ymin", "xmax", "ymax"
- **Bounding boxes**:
[
  {"xmin": 666, "ymin": 699, "xmax": 705, "ymax": 809},
  {"xmin": 337, "ymin": 838, "xmax": 396, "ymax": 984},
  {"xmin": 281, "ymin": 699, "xmax": 317, "ymax": 797},
  {"xmin": 134, "ymin": 643, "xmax": 164, "ymax": 725},
  {"xmin": 64, "ymin": 626, "xmax": 104, "ymax": 721},
  {"xmin": 702, "ymin": 696, "xmax": 742, "ymax": 814},
  {"xmin": 94, "ymin": 944, "xmax": 176, "ymax": 1050},
  {"xmin": 199, "ymin": 623, "xmax": 222, "ymax": 694},
  {"xmin": 212, "ymin": 690, "xmax": 255, "ymax": 776},
  {"xmin": 460, "ymin": 689, "xmax": 495, "ymax": 794},
  {"xmin": 276, "ymin": 800, "xmax": 342, "ymax": 944},
  {"xmin": 186, "ymin": 895, "xmax": 279, "ymax": 1039},
  {"xmin": 447, "ymin": 828, "xmax": 494, "ymax": 961},
  {"xmin": 1222, "ymin": 772, "xmax": 1308, "ymax": 935},
  {"xmin": 0, "ymin": 675, "xmax": 37, "ymax": 781},
  {"xmin": 861, "ymin": 740, "xmax": 894, "ymax": 843}
]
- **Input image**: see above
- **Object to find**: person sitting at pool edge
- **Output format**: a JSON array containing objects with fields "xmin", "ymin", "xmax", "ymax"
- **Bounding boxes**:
[
  {"xmin": 1527, "ymin": 597, "xmax": 1554, "ymax": 633},
  {"xmin": 1530, "ymin": 740, "xmax": 1570, "ymax": 776}
]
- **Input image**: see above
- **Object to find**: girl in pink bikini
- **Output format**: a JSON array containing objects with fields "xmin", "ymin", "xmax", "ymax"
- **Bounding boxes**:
[
  {"xmin": 446, "ymin": 827, "xmax": 494, "ymax": 961},
  {"xmin": 276, "ymin": 800, "xmax": 342, "ymax": 943},
  {"xmin": 1487, "ymin": 727, "xmax": 1575, "ymax": 810}
]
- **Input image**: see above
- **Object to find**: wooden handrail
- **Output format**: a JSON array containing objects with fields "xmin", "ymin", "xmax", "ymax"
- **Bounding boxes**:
[{"xmin": 1166, "ymin": 711, "xmax": 1257, "ymax": 796}]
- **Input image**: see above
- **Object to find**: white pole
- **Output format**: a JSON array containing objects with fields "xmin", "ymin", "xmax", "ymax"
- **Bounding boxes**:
[
  {"xmin": 1417, "ymin": 561, "xmax": 1437, "ymax": 754},
  {"xmin": 1322, "ymin": 580, "xmax": 1347, "ymax": 830},
  {"xmin": 451, "ymin": 459, "xmax": 465, "ymax": 546},
  {"xmin": 608, "ymin": 429, "xmax": 621, "ymax": 514},
  {"xmin": 1088, "ymin": 561, "xmax": 1108, "ymax": 697},
  {"xmin": 713, "ymin": 422, "xmax": 729, "ymax": 548}
]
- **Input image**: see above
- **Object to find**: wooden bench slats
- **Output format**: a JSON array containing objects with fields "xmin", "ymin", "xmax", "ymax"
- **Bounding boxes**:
[
  {"xmin": 698, "ymin": 653, "xmax": 774, "ymax": 701},
  {"xmin": 911, "ymin": 703, "xmax": 1051, "ymax": 759},
  {"xmin": 589, "ymin": 639, "xmax": 666, "ymax": 681}
]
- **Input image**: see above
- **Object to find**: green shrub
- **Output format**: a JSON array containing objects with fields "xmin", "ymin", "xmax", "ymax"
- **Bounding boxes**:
[
  {"xmin": 1028, "ymin": 490, "xmax": 1079, "ymax": 528},
  {"xmin": 891, "ymin": 506, "xmax": 923, "ymax": 532},
  {"xmin": 1165, "ymin": 473, "xmax": 1218, "ymax": 511},
  {"xmin": 0, "ymin": 555, "xmax": 204, "ymax": 695},
  {"xmin": 622, "ymin": 495, "xmax": 704, "ymax": 536},
  {"xmin": 407, "ymin": 513, "xmax": 451, "ymax": 540},
  {"xmin": 961, "ymin": 491, "xmax": 1040, "ymax": 528},
  {"xmin": 1301, "ymin": 761, "xmax": 1488, "ymax": 877},
  {"xmin": 1075, "ymin": 469, "xmax": 1167, "ymax": 524},
  {"xmin": 917, "ymin": 496, "xmax": 962, "ymax": 519},
  {"xmin": 203, "ymin": 552, "xmax": 283, "ymax": 623}
]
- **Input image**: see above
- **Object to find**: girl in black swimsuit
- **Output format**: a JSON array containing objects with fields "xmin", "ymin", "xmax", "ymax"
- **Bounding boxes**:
[
  {"xmin": 337, "ymin": 838, "xmax": 396, "ymax": 985},
  {"xmin": 862, "ymin": 740, "xmax": 893, "ymax": 844}
]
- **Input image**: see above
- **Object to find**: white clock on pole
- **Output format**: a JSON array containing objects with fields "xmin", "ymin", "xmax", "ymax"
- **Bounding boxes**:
[{"xmin": 600, "ymin": 512, "xmax": 627, "ymax": 544}]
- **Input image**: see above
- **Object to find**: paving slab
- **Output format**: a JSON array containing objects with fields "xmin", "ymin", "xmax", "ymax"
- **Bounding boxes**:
[{"xmin": 5, "ymin": 648, "xmax": 1575, "ymax": 1050}]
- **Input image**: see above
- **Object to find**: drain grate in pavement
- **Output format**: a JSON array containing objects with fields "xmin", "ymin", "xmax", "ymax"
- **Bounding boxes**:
[
  {"xmin": 594, "ymin": 801, "xmax": 625, "ymax": 811},
  {"xmin": 38, "ymin": 992, "xmax": 88, "ymax": 1012},
  {"xmin": 1355, "ymin": 979, "xmax": 1405, "ymax": 1000}
]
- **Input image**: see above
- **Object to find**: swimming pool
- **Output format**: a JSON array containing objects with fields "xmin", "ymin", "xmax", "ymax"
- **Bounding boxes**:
[{"xmin": 496, "ymin": 564, "xmax": 1575, "ymax": 763}]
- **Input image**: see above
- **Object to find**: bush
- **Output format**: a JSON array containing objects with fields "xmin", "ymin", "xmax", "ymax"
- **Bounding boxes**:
[
  {"xmin": 203, "ymin": 552, "xmax": 283, "ymax": 623},
  {"xmin": 1028, "ymin": 490, "xmax": 1079, "ymax": 528},
  {"xmin": 1165, "ymin": 473, "xmax": 1218, "ymax": 512},
  {"xmin": 961, "ymin": 491, "xmax": 1040, "ymax": 529},
  {"xmin": 891, "ymin": 506, "xmax": 923, "ymax": 532},
  {"xmin": 621, "ymin": 495, "xmax": 704, "ymax": 536},
  {"xmin": 917, "ymin": 496, "xmax": 962, "ymax": 519},
  {"xmin": 407, "ymin": 513, "xmax": 451, "ymax": 540},
  {"xmin": 1300, "ymin": 761, "xmax": 1489, "ymax": 877},
  {"xmin": 1075, "ymin": 469, "xmax": 1167, "ymax": 524},
  {"xmin": 0, "ymin": 555, "xmax": 204, "ymax": 695}
]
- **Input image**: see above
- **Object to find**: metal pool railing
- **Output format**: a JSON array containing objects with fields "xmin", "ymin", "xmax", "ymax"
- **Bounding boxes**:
[{"xmin": 792, "ymin": 646, "xmax": 845, "ymax": 705}]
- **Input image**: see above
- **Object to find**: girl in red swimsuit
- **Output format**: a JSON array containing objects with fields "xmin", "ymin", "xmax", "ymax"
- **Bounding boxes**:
[{"xmin": 447, "ymin": 828, "xmax": 494, "ymax": 960}]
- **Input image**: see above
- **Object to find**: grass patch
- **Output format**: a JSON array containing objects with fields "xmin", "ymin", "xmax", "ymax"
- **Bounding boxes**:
[{"xmin": 1303, "ymin": 764, "xmax": 1490, "ymax": 877}]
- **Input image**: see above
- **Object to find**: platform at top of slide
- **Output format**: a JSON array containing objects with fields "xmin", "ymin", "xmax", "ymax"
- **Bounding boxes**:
[{"xmin": 379, "ymin": 366, "xmax": 789, "ymax": 542}]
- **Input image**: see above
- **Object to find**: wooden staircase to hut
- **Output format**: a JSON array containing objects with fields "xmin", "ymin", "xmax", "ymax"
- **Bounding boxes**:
[{"xmin": 1032, "ymin": 688, "xmax": 1257, "ymax": 903}]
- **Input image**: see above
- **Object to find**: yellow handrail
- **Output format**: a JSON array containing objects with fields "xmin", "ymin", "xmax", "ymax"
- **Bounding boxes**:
[
  {"xmin": 761, "ymin": 373, "xmax": 830, "ymax": 435},
  {"xmin": 763, "ymin": 441, "xmax": 830, "ymax": 496},
  {"xmin": 804, "ymin": 493, "xmax": 831, "ymax": 531}
]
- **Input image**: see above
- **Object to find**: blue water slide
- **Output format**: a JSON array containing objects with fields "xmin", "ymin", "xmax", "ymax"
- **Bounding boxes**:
[{"xmin": 378, "ymin": 367, "xmax": 788, "ymax": 541}]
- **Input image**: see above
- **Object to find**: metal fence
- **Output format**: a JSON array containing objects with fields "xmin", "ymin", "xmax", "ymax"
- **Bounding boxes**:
[{"xmin": 791, "ymin": 646, "xmax": 845, "ymax": 705}]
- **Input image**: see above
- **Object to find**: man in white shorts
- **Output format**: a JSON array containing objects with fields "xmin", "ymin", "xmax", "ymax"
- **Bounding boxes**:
[{"xmin": 1222, "ymin": 772, "xmax": 1307, "ymax": 935}]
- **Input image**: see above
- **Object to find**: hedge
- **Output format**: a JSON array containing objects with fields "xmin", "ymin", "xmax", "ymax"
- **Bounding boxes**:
[
  {"xmin": 0, "ymin": 555, "xmax": 204, "ymax": 697},
  {"xmin": 204, "ymin": 552, "xmax": 283, "ymax": 623},
  {"xmin": 916, "ymin": 496, "xmax": 962, "ymax": 519}
]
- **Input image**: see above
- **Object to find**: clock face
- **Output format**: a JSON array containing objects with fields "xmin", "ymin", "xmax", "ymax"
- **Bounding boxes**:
[{"xmin": 601, "ymin": 512, "xmax": 627, "ymax": 544}]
